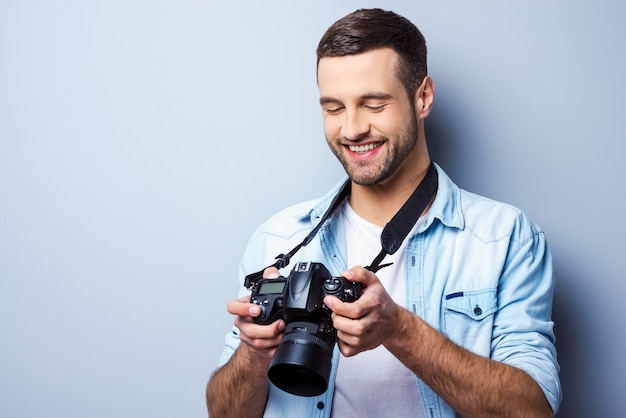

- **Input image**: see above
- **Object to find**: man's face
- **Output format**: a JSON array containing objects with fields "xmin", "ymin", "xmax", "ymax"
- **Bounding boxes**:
[{"xmin": 317, "ymin": 48, "xmax": 419, "ymax": 186}]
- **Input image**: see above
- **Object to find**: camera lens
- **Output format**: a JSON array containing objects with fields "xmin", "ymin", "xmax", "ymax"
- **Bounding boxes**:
[{"xmin": 268, "ymin": 321, "xmax": 334, "ymax": 397}]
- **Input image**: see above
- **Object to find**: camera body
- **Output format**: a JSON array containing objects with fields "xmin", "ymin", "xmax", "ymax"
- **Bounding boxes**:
[
  {"xmin": 248, "ymin": 261, "xmax": 361, "ymax": 396},
  {"xmin": 250, "ymin": 261, "xmax": 360, "ymax": 325}
]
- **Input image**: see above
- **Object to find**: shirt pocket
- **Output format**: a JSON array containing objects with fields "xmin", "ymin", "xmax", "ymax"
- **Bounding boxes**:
[{"xmin": 442, "ymin": 288, "xmax": 497, "ymax": 356}]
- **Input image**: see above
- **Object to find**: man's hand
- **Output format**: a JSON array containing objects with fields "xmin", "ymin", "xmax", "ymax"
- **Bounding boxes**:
[
  {"xmin": 227, "ymin": 267, "xmax": 286, "ymax": 361},
  {"xmin": 207, "ymin": 268, "xmax": 286, "ymax": 418},
  {"xmin": 322, "ymin": 269, "xmax": 553, "ymax": 418},
  {"xmin": 323, "ymin": 266, "xmax": 401, "ymax": 357}
]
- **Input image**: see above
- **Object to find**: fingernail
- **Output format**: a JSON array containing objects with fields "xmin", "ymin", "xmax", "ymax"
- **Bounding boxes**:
[
  {"xmin": 249, "ymin": 305, "xmax": 260, "ymax": 316},
  {"xmin": 324, "ymin": 297, "xmax": 332, "ymax": 308}
]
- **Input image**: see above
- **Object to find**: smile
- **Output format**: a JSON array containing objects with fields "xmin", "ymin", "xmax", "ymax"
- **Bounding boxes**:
[{"xmin": 347, "ymin": 142, "xmax": 383, "ymax": 153}]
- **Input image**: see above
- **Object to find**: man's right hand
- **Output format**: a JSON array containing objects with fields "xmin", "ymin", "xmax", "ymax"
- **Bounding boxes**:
[
  {"xmin": 227, "ymin": 267, "xmax": 286, "ymax": 360},
  {"xmin": 207, "ymin": 267, "xmax": 285, "ymax": 418}
]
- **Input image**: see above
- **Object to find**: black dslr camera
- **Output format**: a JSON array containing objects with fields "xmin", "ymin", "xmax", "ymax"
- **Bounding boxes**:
[{"xmin": 248, "ymin": 261, "xmax": 361, "ymax": 397}]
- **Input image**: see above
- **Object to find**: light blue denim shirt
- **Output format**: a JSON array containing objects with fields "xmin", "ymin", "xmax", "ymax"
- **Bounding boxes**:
[{"xmin": 217, "ymin": 164, "xmax": 562, "ymax": 417}]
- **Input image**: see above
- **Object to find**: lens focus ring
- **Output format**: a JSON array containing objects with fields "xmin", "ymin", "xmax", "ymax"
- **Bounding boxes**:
[{"xmin": 282, "ymin": 329, "xmax": 332, "ymax": 350}]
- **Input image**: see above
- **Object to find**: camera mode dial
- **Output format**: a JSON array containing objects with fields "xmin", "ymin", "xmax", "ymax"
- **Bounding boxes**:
[{"xmin": 323, "ymin": 277, "xmax": 343, "ymax": 294}]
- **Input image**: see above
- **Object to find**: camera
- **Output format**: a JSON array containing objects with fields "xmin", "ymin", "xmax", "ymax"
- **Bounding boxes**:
[{"xmin": 249, "ymin": 261, "xmax": 361, "ymax": 397}]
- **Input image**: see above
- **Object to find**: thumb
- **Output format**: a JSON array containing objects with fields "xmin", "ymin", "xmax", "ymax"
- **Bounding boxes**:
[
  {"xmin": 341, "ymin": 265, "xmax": 379, "ymax": 287},
  {"xmin": 263, "ymin": 267, "xmax": 281, "ymax": 279}
]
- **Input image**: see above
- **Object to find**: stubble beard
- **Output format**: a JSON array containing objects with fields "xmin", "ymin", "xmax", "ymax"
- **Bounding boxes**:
[{"xmin": 327, "ymin": 114, "xmax": 419, "ymax": 186}]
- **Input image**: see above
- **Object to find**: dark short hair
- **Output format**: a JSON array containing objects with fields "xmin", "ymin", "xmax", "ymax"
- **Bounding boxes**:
[{"xmin": 316, "ymin": 8, "xmax": 428, "ymax": 99}]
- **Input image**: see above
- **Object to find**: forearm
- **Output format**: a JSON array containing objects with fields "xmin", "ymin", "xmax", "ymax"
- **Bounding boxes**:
[
  {"xmin": 206, "ymin": 344, "xmax": 270, "ymax": 418},
  {"xmin": 385, "ymin": 307, "xmax": 552, "ymax": 418}
]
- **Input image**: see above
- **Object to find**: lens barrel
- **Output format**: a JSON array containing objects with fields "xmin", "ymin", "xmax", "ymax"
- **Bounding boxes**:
[{"xmin": 267, "ymin": 323, "xmax": 334, "ymax": 397}]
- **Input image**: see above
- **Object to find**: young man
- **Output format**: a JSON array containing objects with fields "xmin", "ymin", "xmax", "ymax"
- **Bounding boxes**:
[{"xmin": 207, "ymin": 8, "xmax": 561, "ymax": 418}]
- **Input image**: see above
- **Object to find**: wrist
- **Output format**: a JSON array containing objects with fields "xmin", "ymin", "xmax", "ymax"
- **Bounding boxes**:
[
  {"xmin": 382, "ymin": 303, "xmax": 409, "ymax": 348},
  {"xmin": 238, "ymin": 343, "xmax": 273, "ymax": 377},
  {"xmin": 383, "ymin": 305, "xmax": 426, "ymax": 358}
]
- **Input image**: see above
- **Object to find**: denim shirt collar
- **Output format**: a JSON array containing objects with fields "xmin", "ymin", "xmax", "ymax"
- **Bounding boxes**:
[
  {"xmin": 294, "ymin": 163, "xmax": 465, "ymax": 232},
  {"xmin": 427, "ymin": 163, "xmax": 465, "ymax": 230}
]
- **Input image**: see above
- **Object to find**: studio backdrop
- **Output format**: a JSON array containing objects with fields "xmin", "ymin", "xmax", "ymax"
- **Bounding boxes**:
[{"xmin": 1, "ymin": 1, "xmax": 624, "ymax": 417}]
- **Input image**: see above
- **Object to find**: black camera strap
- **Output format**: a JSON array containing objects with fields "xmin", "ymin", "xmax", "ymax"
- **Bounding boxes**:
[
  {"xmin": 367, "ymin": 162, "xmax": 438, "ymax": 272},
  {"xmin": 244, "ymin": 163, "xmax": 438, "ymax": 288}
]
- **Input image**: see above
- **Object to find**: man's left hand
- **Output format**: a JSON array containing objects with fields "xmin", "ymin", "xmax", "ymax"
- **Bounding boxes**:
[{"xmin": 323, "ymin": 266, "xmax": 401, "ymax": 357}]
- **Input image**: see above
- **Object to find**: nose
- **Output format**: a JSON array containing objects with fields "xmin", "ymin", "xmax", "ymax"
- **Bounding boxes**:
[{"xmin": 341, "ymin": 109, "xmax": 370, "ymax": 141}]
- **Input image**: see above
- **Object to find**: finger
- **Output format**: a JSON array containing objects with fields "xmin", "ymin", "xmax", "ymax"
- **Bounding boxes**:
[
  {"xmin": 235, "ymin": 317, "xmax": 286, "ymax": 340},
  {"xmin": 240, "ymin": 331, "xmax": 282, "ymax": 353},
  {"xmin": 324, "ymin": 294, "xmax": 363, "ymax": 319},
  {"xmin": 263, "ymin": 267, "xmax": 281, "ymax": 278},
  {"xmin": 227, "ymin": 297, "xmax": 262, "ymax": 318},
  {"xmin": 341, "ymin": 265, "xmax": 379, "ymax": 287},
  {"xmin": 337, "ymin": 337, "xmax": 362, "ymax": 358},
  {"xmin": 325, "ymin": 266, "xmax": 383, "ymax": 318},
  {"xmin": 332, "ymin": 311, "xmax": 368, "ymax": 338},
  {"xmin": 336, "ymin": 323, "xmax": 379, "ymax": 357},
  {"xmin": 236, "ymin": 319, "xmax": 286, "ymax": 353}
]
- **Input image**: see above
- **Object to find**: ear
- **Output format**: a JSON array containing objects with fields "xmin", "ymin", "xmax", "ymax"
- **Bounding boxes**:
[{"xmin": 414, "ymin": 76, "xmax": 435, "ymax": 119}]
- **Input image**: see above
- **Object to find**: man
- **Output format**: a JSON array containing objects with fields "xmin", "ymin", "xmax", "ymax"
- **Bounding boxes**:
[{"xmin": 206, "ymin": 8, "xmax": 561, "ymax": 418}]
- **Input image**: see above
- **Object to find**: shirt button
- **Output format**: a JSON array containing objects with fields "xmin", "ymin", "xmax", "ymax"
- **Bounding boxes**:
[
  {"xmin": 317, "ymin": 402, "xmax": 325, "ymax": 410},
  {"xmin": 474, "ymin": 305, "xmax": 483, "ymax": 316}
]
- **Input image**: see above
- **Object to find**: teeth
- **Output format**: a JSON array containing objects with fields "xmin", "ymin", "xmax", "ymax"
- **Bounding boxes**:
[{"xmin": 348, "ymin": 142, "xmax": 382, "ymax": 153}]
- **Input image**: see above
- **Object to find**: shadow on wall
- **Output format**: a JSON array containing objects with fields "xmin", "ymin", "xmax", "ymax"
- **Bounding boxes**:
[
  {"xmin": 552, "ymin": 258, "xmax": 615, "ymax": 418},
  {"xmin": 553, "ymin": 270, "xmax": 584, "ymax": 418},
  {"xmin": 425, "ymin": 90, "xmax": 489, "ymax": 196},
  {"xmin": 426, "ymin": 99, "xmax": 612, "ymax": 418}
]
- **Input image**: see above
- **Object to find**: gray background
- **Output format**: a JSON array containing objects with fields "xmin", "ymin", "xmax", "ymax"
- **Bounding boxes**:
[{"xmin": 1, "ymin": 1, "xmax": 624, "ymax": 417}]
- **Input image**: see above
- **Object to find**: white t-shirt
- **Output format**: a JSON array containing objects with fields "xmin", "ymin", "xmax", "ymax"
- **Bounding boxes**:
[{"xmin": 330, "ymin": 203, "xmax": 425, "ymax": 418}]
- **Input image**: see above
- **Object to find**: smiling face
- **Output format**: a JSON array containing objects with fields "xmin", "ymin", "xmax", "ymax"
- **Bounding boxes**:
[{"xmin": 318, "ymin": 48, "xmax": 427, "ymax": 187}]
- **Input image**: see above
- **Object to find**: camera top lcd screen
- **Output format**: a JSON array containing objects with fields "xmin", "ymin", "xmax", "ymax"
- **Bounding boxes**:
[{"xmin": 258, "ymin": 280, "xmax": 287, "ymax": 294}]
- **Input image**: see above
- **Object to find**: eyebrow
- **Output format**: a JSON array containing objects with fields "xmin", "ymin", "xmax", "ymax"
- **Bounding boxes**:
[
  {"xmin": 361, "ymin": 92, "xmax": 394, "ymax": 101},
  {"xmin": 319, "ymin": 92, "xmax": 394, "ymax": 106},
  {"xmin": 319, "ymin": 96, "xmax": 340, "ymax": 106}
]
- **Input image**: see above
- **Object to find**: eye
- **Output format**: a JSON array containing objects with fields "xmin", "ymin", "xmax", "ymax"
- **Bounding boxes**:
[
  {"xmin": 364, "ymin": 104, "xmax": 386, "ymax": 112},
  {"xmin": 324, "ymin": 106, "xmax": 344, "ymax": 115}
]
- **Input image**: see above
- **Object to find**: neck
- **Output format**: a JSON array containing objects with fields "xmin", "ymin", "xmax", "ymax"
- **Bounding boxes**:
[{"xmin": 349, "ymin": 157, "xmax": 433, "ymax": 227}]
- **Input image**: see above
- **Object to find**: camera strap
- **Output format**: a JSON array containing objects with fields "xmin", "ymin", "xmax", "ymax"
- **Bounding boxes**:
[{"xmin": 244, "ymin": 163, "xmax": 438, "ymax": 288}]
